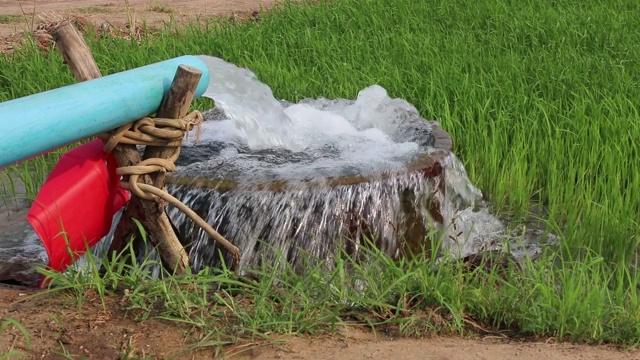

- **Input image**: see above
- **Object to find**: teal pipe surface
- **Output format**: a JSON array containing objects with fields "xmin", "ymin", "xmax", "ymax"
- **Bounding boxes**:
[{"xmin": 0, "ymin": 55, "xmax": 210, "ymax": 168}]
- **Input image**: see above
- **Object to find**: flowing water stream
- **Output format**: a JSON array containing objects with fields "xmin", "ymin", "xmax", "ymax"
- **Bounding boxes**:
[
  {"xmin": 0, "ymin": 56, "xmax": 558, "ymax": 285},
  {"xmin": 165, "ymin": 56, "xmax": 557, "ymax": 273}
]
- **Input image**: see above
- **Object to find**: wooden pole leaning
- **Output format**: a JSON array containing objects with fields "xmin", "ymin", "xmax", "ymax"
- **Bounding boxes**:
[{"xmin": 52, "ymin": 20, "xmax": 195, "ymax": 275}]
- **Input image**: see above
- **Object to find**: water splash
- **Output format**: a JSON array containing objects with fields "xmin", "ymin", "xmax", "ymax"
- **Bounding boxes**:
[
  {"xmin": 197, "ymin": 55, "xmax": 432, "ymax": 156},
  {"xmin": 168, "ymin": 171, "xmax": 444, "ymax": 273},
  {"xmin": 199, "ymin": 56, "xmax": 295, "ymax": 150},
  {"xmin": 164, "ymin": 55, "xmax": 558, "ymax": 273},
  {"xmin": 0, "ymin": 56, "xmax": 557, "ymax": 285}
]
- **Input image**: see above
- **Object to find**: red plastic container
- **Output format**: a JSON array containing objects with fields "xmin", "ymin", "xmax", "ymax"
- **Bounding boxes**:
[{"xmin": 26, "ymin": 139, "xmax": 130, "ymax": 287}]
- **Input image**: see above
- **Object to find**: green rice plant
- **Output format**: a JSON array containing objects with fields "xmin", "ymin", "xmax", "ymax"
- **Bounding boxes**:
[
  {"xmin": 5, "ymin": 152, "xmax": 62, "ymax": 202},
  {"xmin": 0, "ymin": 170, "xmax": 18, "ymax": 209},
  {"xmin": 518, "ymin": 251, "xmax": 640, "ymax": 344},
  {"xmin": 169, "ymin": 0, "xmax": 638, "ymax": 266}
]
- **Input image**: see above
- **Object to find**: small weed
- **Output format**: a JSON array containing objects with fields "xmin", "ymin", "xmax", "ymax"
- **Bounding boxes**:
[
  {"xmin": 0, "ymin": 318, "xmax": 31, "ymax": 358},
  {"xmin": 148, "ymin": 1, "xmax": 173, "ymax": 14},
  {"xmin": 0, "ymin": 170, "xmax": 18, "ymax": 210},
  {"xmin": 0, "ymin": 14, "xmax": 22, "ymax": 24},
  {"xmin": 73, "ymin": 6, "xmax": 116, "ymax": 14},
  {"xmin": 51, "ymin": 342, "xmax": 82, "ymax": 360}
]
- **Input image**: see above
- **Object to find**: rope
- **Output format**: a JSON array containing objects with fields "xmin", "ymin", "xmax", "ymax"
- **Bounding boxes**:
[{"xmin": 98, "ymin": 110, "xmax": 241, "ymax": 269}]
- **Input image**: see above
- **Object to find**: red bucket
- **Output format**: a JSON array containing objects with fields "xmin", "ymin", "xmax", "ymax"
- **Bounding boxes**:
[{"xmin": 26, "ymin": 139, "xmax": 130, "ymax": 287}]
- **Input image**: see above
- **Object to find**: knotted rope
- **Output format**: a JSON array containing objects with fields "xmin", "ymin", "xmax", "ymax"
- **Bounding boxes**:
[{"xmin": 98, "ymin": 110, "xmax": 241, "ymax": 269}]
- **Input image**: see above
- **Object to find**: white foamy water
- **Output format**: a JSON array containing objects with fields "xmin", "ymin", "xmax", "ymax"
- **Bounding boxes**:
[
  {"xmin": 200, "ymin": 56, "xmax": 294, "ymax": 150},
  {"xmin": 197, "ymin": 57, "xmax": 426, "ymax": 154},
  {"xmin": 0, "ymin": 55, "xmax": 558, "ymax": 285},
  {"xmin": 167, "ymin": 55, "xmax": 559, "ymax": 272},
  {"xmin": 178, "ymin": 96, "xmax": 429, "ymax": 182},
  {"xmin": 192, "ymin": 55, "xmax": 433, "ymax": 182}
]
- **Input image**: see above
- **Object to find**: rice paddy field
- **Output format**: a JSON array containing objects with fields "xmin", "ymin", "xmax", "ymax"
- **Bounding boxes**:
[{"xmin": 1, "ymin": 0, "xmax": 640, "ymax": 357}]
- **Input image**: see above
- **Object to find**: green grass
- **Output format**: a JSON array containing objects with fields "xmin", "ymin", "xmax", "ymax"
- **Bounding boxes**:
[
  {"xmin": 0, "ymin": 318, "xmax": 30, "ymax": 359},
  {"xmin": 36, "ymin": 236, "xmax": 640, "ymax": 349},
  {"xmin": 148, "ymin": 1, "xmax": 173, "ymax": 14},
  {"xmin": 73, "ymin": 6, "xmax": 117, "ymax": 14},
  {"xmin": 1, "ymin": 0, "xmax": 640, "ymax": 348},
  {"xmin": 0, "ymin": 14, "xmax": 22, "ymax": 24}
]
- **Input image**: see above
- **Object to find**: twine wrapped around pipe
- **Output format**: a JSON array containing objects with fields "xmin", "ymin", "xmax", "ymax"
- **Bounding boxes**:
[{"xmin": 97, "ymin": 110, "xmax": 241, "ymax": 269}]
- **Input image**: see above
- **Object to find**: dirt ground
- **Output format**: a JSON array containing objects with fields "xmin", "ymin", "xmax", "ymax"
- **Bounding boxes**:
[
  {"xmin": 0, "ymin": 0, "xmax": 283, "ymax": 52},
  {"xmin": 1, "ymin": 1, "xmax": 640, "ymax": 359}
]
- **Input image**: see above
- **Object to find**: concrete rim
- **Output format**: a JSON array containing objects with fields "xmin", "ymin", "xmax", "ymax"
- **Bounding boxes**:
[{"xmin": 166, "ymin": 121, "xmax": 452, "ymax": 193}]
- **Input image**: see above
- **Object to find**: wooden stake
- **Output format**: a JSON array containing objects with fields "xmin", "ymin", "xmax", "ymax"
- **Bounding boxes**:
[
  {"xmin": 146, "ymin": 65, "xmax": 202, "ymax": 188},
  {"xmin": 52, "ymin": 21, "xmax": 102, "ymax": 82},
  {"xmin": 108, "ymin": 66, "xmax": 204, "ymax": 275},
  {"xmin": 51, "ymin": 22, "xmax": 143, "ymax": 185},
  {"xmin": 53, "ymin": 20, "xmax": 192, "ymax": 275},
  {"xmin": 114, "ymin": 65, "xmax": 203, "ymax": 275}
]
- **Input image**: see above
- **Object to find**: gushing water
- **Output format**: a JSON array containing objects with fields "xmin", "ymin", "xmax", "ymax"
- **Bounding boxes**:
[
  {"xmin": 0, "ymin": 56, "xmax": 558, "ymax": 285},
  {"xmin": 162, "ymin": 55, "xmax": 557, "ymax": 273},
  {"xmin": 200, "ymin": 56, "xmax": 295, "ymax": 150},
  {"xmin": 169, "ymin": 172, "xmax": 443, "ymax": 272}
]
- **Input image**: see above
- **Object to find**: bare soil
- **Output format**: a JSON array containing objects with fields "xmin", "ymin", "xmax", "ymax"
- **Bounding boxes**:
[
  {"xmin": 1, "ymin": 1, "xmax": 639, "ymax": 359},
  {"xmin": 0, "ymin": 0, "xmax": 283, "ymax": 52}
]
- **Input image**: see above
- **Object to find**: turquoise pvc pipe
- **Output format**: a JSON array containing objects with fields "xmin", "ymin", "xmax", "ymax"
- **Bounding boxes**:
[{"xmin": 0, "ymin": 55, "xmax": 210, "ymax": 168}]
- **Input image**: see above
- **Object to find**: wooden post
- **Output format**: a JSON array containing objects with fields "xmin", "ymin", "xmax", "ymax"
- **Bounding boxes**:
[
  {"xmin": 145, "ymin": 65, "xmax": 203, "ymax": 188},
  {"xmin": 111, "ymin": 66, "xmax": 203, "ymax": 275},
  {"xmin": 52, "ymin": 20, "xmax": 192, "ymax": 275},
  {"xmin": 52, "ymin": 21, "xmax": 144, "ymax": 181},
  {"xmin": 52, "ymin": 21, "xmax": 102, "ymax": 81}
]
